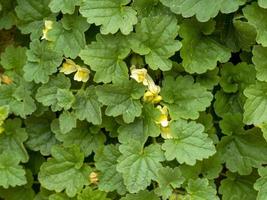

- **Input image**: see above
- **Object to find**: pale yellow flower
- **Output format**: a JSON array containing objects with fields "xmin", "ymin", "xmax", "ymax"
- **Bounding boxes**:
[
  {"xmin": 161, "ymin": 126, "xmax": 173, "ymax": 139},
  {"xmin": 41, "ymin": 20, "xmax": 53, "ymax": 40},
  {"xmin": 156, "ymin": 105, "xmax": 169, "ymax": 127},
  {"xmin": 60, "ymin": 59, "xmax": 79, "ymax": 75},
  {"xmin": 89, "ymin": 172, "xmax": 98, "ymax": 184},
  {"xmin": 0, "ymin": 75, "xmax": 12, "ymax": 85},
  {"xmin": 143, "ymin": 91, "xmax": 162, "ymax": 104},
  {"xmin": 130, "ymin": 67, "xmax": 148, "ymax": 85},
  {"xmin": 74, "ymin": 67, "xmax": 90, "ymax": 82}
]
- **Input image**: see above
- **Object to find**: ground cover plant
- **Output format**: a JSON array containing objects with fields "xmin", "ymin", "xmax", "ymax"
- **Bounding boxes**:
[{"xmin": 1, "ymin": 0, "xmax": 267, "ymax": 199}]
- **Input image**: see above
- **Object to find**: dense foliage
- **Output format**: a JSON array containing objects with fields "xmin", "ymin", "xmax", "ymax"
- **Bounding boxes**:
[{"xmin": 0, "ymin": 0, "xmax": 267, "ymax": 199}]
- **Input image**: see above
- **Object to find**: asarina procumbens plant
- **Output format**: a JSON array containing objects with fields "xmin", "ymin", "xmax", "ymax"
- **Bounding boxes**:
[{"xmin": 1, "ymin": 0, "xmax": 267, "ymax": 199}]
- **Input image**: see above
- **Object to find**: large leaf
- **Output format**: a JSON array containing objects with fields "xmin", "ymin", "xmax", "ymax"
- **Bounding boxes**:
[
  {"xmin": 38, "ymin": 145, "xmax": 91, "ymax": 197},
  {"xmin": 117, "ymin": 140, "xmax": 164, "ymax": 193},
  {"xmin": 79, "ymin": 0, "xmax": 137, "ymax": 35},
  {"xmin": 162, "ymin": 119, "xmax": 216, "ymax": 165}
]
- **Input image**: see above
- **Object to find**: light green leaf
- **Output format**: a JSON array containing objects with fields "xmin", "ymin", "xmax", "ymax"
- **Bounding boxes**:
[
  {"xmin": 129, "ymin": 14, "xmax": 181, "ymax": 71},
  {"xmin": 46, "ymin": 15, "xmax": 89, "ymax": 58},
  {"xmin": 243, "ymin": 3, "xmax": 267, "ymax": 47},
  {"xmin": 255, "ymin": 167, "xmax": 267, "ymax": 200},
  {"xmin": 0, "ymin": 118, "xmax": 29, "ymax": 162},
  {"xmin": 121, "ymin": 190, "xmax": 159, "ymax": 200},
  {"xmin": 72, "ymin": 86, "xmax": 102, "ymax": 125},
  {"xmin": 79, "ymin": 0, "xmax": 137, "ymax": 35},
  {"xmin": 25, "ymin": 112, "xmax": 57, "ymax": 156},
  {"xmin": 161, "ymin": 76, "xmax": 213, "ymax": 120},
  {"xmin": 179, "ymin": 19, "xmax": 231, "ymax": 74},
  {"xmin": 252, "ymin": 45, "xmax": 267, "ymax": 82},
  {"xmin": 51, "ymin": 120, "xmax": 106, "ymax": 157},
  {"xmin": 220, "ymin": 62, "xmax": 256, "ymax": 93},
  {"xmin": 0, "ymin": 75, "xmax": 36, "ymax": 118},
  {"xmin": 36, "ymin": 74, "xmax": 72, "ymax": 112},
  {"xmin": 0, "ymin": 45, "xmax": 27, "ymax": 72},
  {"xmin": 117, "ymin": 140, "xmax": 164, "ymax": 193},
  {"xmin": 15, "ymin": 0, "xmax": 53, "ymax": 39},
  {"xmin": 95, "ymin": 145, "xmax": 126, "ymax": 195},
  {"xmin": 23, "ymin": 40, "xmax": 63, "ymax": 83},
  {"xmin": 259, "ymin": 0, "xmax": 267, "ymax": 8},
  {"xmin": 96, "ymin": 81, "xmax": 145, "ymax": 123},
  {"xmin": 155, "ymin": 167, "xmax": 185, "ymax": 200},
  {"xmin": 218, "ymin": 128, "xmax": 267, "ymax": 175},
  {"xmin": 243, "ymin": 81, "xmax": 267, "ymax": 125},
  {"xmin": 38, "ymin": 145, "xmax": 91, "ymax": 197},
  {"xmin": 219, "ymin": 171, "xmax": 257, "ymax": 200},
  {"xmin": 80, "ymin": 34, "xmax": 130, "ymax": 83},
  {"xmin": 118, "ymin": 103, "xmax": 161, "ymax": 144},
  {"xmin": 160, "ymin": 0, "xmax": 246, "ymax": 22},
  {"xmin": 162, "ymin": 119, "xmax": 216, "ymax": 165},
  {"xmin": 49, "ymin": 193, "xmax": 73, "ymax": 200},
  {"xmin": 182, "ymin": 178, "xmax": 219, "ymax": 200},
  {"xmin": 77, "ymin": 187, "xmax": 110, "ymax": 200},
  {"xmin": 0, "ymin": 151, "xmax": 26, "ymax": 189},
  {"xmin": 59, "ymin": 111, "xmax": 77, "ymax": 134},
  {"xmin": 49, "ymin": 0, "xmax": 81, "ymax": 14}
]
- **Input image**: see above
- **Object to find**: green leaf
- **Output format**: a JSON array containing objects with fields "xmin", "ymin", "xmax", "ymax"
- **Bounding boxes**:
[
  {"xmin": 161, "ymin": 76, "xmax": 213, "ymax": 120},
  {"xmin": 129, "ymin": 14, "xmax": 181, "ymax": 71},
  {"xmin": 179, "ymin": 153, "xmax": 223, "ymax": 181},
  {"xmin": 255, "ymin": 167, "xmax": 267, "ymax": 200},
  {"xmin": 96, "ymin": 81, "xmax": 145, "ymax": 123},
  {"xmin": 196, "ymin": 68, "xmax": 220, "ymax": 90},
  {"xmin": 0, "ymin": 170, "xmax": 35, "ymax": 200},
  {"xmin": 0, "ymin": 151, "xmax": 26, "ymax": 188},
  {"xmin": 0, "ymin": 75, "xmax": 36, "ymax": 118},
  {"xmin": 0, "ymin": 45, "xmax": 27, "ymax": 72},
  {"xmin": 155, "ymin": 167, "xmax": 185, "ymax": 200},
  {"xmin": 219, "ymin": 113, "xmax": 244, "ymax": 136},
  {"xmin": 179, "ymin": 19, "xmax": 231, "ymax": 74},
  {"xmin": 95, "ymin": 145, "xmax": 126, "ymax": 195},
  {"xmin": 36, "ymin": 74, "xmax": 72, "ymax": 112},
  {"xmin": 243, "ymin": 3, "xmax": 267, "ymax": 47},
  {"xmin": 49, "ymin": 0, "xmax": 81, "ymax": 14},
  {"xmin": 77, "ymin": 187, "xmax": 110, "ymax": 200},
  {"xmin": 183, "ymin": 178, "xmax": 219, "ymax": 200},
  {"xmin": 25, "ymin": 112, "xmax": 58, "ymax": 156},
  {"xmin": 15, "ymin": 0, "xmax": 53, "ymax": 39},
  {"xmin": 220, "ymin": 62, "xmax": 256, "ymax": 93},
  {"xmin": 23, "ymin": 40, "xmax": 63, "ymax": 83},
  {"xmin": 38, "ymin": 145, "xmax": 91, "ymax": 197},
  {"xmin": 51, "ymin": 120, "xmax": 106, "ymax": 157},
  {"xmin": 117, "ymin": 140, "xmax": 164, "ymax": 193},
  {"xmin": 214, "ymin": 90, "xmax": 245, "ymax": 117},
  {"xmin": 0, "ymin": 1, "xmax": 17, "ymax": 29},
  {"xmin": 259, "ymin": 0, "xmax": 267, "ymax": 8},
  {"xmin": 160, "ymin": 0, "xmax": 246, "ymax": 22},
  {"xmin": 46, "ymin": 15, "xmax": 90, "ymax": 58},
  {"xmin": 79, "ymin": 0, "xmax": 137, "ymax": 35},
  {"xmin": 243, "ymin": 81, "xmax": 267, "ymax": 125},
  {"xmin": 0, "ymin": 118, "xmax": 29, "ymax": 162},
  {"xmin": 118, "ymin": 103, "xmax": 161, "ymax": 144},
  {"xmin": 72, "ymin": 86, "xmax": 102, "ymax": 125},
  {"xmin": 219, "ymin": 171, "xmax": 257, "ymax": 200},
  {"xmin": 162, "ymin": 119, "xmax": 216, "ymax": 165},
  {"xmin": 49, "ymin": 193, "xmax": 74, "ymax": 200},
  {"xmin": 80, "ymin": 34, "xmax": 130, "ymax": 83},
  {"xmin": 218, "ymin": 128, "xmax": 267, "ymax": 175},
  {"xmin": 252, "ymin": 45, "xmax": 267, "ymax": 82},
  {"xmin": 121, "ymin": 190, "xmax": 159, "ymax": 200},
  {"xmin": 59, "ymin": 111, "xmax": 77, "ymax": 134}
]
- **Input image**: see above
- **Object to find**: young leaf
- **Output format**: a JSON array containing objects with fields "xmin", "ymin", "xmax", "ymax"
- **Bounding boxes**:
[{"xmin": 49, "ymin": 0, "xmax": 81, "ymax": 14}]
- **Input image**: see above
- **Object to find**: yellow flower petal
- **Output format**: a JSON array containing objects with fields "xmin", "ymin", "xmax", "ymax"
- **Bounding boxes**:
[
  {"xmin": 156, "ymin": 105, "xmax": 170, "ymax": 127},
  {"xmin": 60, "ymin": 59, "xmax": 78, "ymax": 74},
  {"xmin": 1, "ymin": 75, "xmax": 13, "ymax": 85},
  {"xmin": 74, "ymin": 67, "xmax": 90, "ymax": 82},
  {"xmin": 161, "ymin": 126, "xmax": 173, "ymax": 139},
  {"xmin": 130, "ymin": 67, "xmax": 148, "ymax": 85},
  {"xmin": 89, "ymin": 172, "xmax": 98, "ymax": 184},
  {"xmin": 143, "ymin": 91, "xmax": 162, "ymax": 104},
  {"xmin": 41, "ymin": 20, "xmax": 53, "ymax": 40}
]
